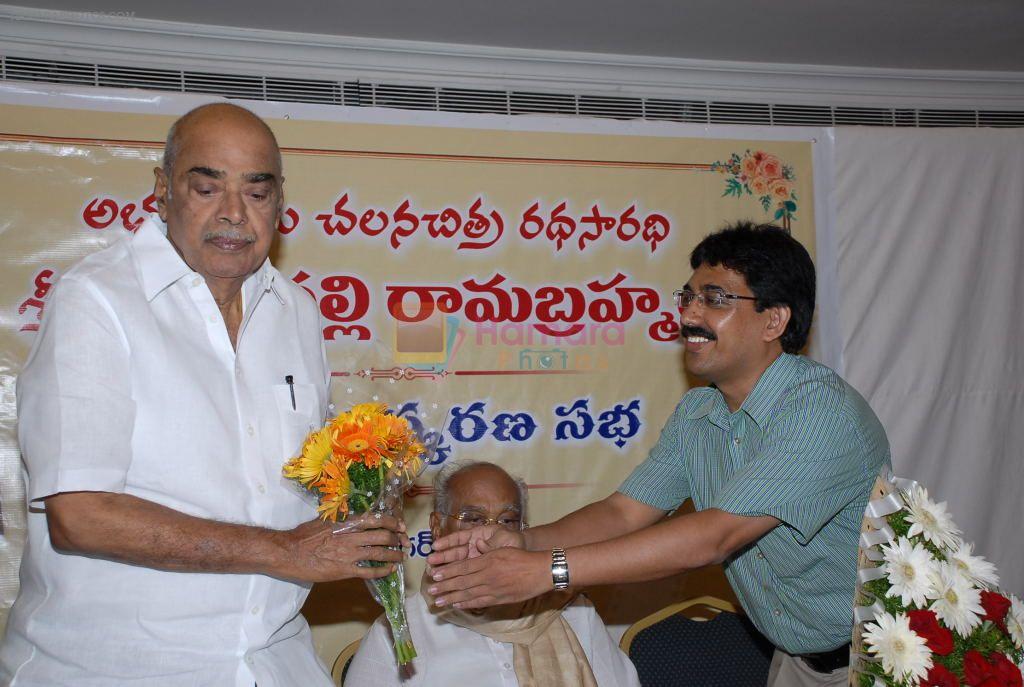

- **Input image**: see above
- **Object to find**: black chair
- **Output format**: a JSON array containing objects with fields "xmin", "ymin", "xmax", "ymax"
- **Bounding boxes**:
[{"xmin": 620, "ymin": 596, "xmax": 775, "ymax": 687}]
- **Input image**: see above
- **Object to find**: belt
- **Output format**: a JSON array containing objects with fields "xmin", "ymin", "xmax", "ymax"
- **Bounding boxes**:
[{"xmin": 797, "ymin": 643, "xmax": 851, "ymax": 674}]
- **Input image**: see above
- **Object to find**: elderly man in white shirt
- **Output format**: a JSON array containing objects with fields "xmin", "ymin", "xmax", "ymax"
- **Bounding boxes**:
[
  {"xmin": 0, "ymin": 103, "xmax": 405, "ymax": 686},
  {"xmin": 347, "ymin": 461, "xmax": 640, "ymax": 686}
]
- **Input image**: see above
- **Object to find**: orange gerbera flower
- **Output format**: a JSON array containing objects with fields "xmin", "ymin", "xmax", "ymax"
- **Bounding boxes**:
[
  {"xmin": 332, "ymin": 422, "xmax": 387, "ymax": 467},
  {"xmin": 314, "ymin": 459, "xmax": 351, "ymax": 521}
]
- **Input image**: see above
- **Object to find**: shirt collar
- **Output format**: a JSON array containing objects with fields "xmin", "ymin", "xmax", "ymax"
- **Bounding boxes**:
[
  {"xmin": 682, "ymin": 353, "xmax": 799, "ymax": 430},
  {"xmin": 738, "ymin": 353, "xmax": 800, "ymax": 430},
  {"xmin": 132, "ymin": 214, "xmax": 191, "ymax": 301},
  {"xmin": 684, "ymin": 387, "xmax": 726, "ymax": 424},
  {"xmin": 132, "ymin": 213, "xmax": 284, "ymax": 304}
]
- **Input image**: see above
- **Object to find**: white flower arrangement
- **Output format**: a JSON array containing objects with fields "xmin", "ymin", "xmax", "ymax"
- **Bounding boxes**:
[{"xmin": 853, "ymin": 480, "xmax": 1023, "ymax": 687}]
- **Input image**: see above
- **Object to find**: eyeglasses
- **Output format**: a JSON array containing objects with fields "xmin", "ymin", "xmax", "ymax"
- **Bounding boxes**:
[
  {"xmin": 673, "ymin": 287, "xmax": 758, "ymax": 311},
  {"xmin": 442, "ymin": 510, "xmax": 525, "ymax": 531}
]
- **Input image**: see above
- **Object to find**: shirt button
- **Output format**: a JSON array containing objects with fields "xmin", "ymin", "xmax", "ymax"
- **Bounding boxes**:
[
  {"xmin": 208, "ymin": 314, "xmax": 217, "ymax": 323},
  {"xmin": 257, "ymin": 483, "xmax": 266, "ymax": 494},
  {"xmin": 773, "ymin": 609, "xmax": 782, "ymax": 616},
  {"xmin": 733, "ymin": 437, "xmax": 741, "ymax": 445},
  {"xmin": 251, "ymin": 606, "xmax": 260, "ymax": 615},
  {"xmin": 247, "ymin": 425, "xmax": 255, "ymax": 436},
  {"xmin": 756, "ymin": 552, "xmax": 765, "ymax": 560},
  {"xmin": 503, "ymin": 663, "xmax": 512, "ymax": 670},
  {"xmin": 191, "ymin": 277, "xmax": 201, "ymax": 287}
]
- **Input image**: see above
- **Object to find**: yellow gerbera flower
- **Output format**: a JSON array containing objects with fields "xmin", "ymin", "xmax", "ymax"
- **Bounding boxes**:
[
  {"xmin": 350, "ymin": 402, "xmax": 388, "ymax": 420},
  {"xmin": 282, "ymin": 427, "xmax": 333, "ymax": 486}
]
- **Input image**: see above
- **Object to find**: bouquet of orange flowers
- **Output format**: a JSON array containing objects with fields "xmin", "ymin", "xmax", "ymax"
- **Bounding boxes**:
[{"xmin": 283, "ymin": 402, "xmax": 435, "ymax": 665}]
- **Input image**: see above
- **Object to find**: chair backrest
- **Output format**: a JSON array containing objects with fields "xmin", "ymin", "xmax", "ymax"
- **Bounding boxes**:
[
  {"xmin": 331, "ymin": 638, "xmax": 362, "ymax": 687},
  {"xmin": 622, "ymin": 596, "xmax": 774, "ymax": 687}
]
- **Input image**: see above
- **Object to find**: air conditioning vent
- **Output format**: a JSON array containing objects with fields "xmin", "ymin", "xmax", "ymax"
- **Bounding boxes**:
[{"xmin": 3, "ymin": 55, "xmax": 1022, "ymax": 129}]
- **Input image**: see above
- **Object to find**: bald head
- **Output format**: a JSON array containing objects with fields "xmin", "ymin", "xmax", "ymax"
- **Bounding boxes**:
[{"xmin": 162, "ymin": 103, "xmax": 282, "ymax": 179}]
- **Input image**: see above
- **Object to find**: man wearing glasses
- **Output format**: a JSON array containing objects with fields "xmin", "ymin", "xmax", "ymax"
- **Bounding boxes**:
[
  {"xmin": 348, "ymin": 460, "xmax": 639, "ymax": 686},
  {"xmin": 428, "ymin": 222, "xmax": 890, "ymax": 687}
]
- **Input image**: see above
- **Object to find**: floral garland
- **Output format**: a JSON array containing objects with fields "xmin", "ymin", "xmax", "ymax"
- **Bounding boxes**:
[{"xmin": 853, "ymin": 473, "xmax": 1023, "ymax": 687}]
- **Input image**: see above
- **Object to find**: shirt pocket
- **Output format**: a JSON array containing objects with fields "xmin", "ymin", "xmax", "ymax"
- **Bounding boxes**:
[{"xmin": 272, "ymin": 382, "xmax": 322, "ymax": 459}]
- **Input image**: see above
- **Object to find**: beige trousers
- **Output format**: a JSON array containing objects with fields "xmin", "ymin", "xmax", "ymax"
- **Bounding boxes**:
[{"xmin": 766, "ymin": 649, "xmax": 849, "ymax": 687}]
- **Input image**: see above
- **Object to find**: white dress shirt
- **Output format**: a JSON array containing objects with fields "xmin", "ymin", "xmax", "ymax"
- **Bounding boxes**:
[
  {"xmin": 347, "ymin": 594, "xmax": 641, "ymax": 687},
  {"xmin": 1, "ymin": 215, "xmax": 333, "ymax": 686}
]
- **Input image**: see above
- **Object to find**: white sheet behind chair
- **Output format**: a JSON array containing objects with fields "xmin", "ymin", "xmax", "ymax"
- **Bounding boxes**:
[{"xmin": 832, "ymin": 127, "xmax": 1024, "ymax": 593}]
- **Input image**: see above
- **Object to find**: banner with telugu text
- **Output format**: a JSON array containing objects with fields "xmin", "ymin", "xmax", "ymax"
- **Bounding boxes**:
[{"xmin": 0, "ymin": 85, "xmax": 820, "ymax": 664}]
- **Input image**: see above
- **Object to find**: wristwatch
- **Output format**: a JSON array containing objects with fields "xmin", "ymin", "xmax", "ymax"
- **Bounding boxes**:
[{"xmin": 551, "ymin": 547, "xmax": 570, "ymax": 590}]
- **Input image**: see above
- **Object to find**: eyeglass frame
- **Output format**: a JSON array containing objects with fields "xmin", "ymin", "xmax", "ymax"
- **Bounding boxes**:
[
  {"xmin": 673, "ymin": 286, "xmax": 759, "ymax": 311},
  {"xmin": 439, "ymin": 509, "xmax": 527, "ymax": 531}
]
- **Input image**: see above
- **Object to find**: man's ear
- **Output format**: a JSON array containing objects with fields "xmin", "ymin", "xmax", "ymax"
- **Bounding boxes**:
[
  {"xmin": 153, "ymin": 166, "xmax": 170, "ymax": 221},
  {"xmin": 429, "ymin": 511, "xmax": 441, "ymax": 540},
  {"xmin": 276, "ymin": 178, "xmax": 286, "ymax": 222},
  {"xmin": 762, "ymin": 304, "xmax": 791, "ymax": 345}
]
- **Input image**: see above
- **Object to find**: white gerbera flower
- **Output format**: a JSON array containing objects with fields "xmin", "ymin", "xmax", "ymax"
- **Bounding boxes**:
[
  {"xmin": 948, "ymin": 542, "xmax": 1000, "ymax": 589},
  {"xmin": 862, "ymin": 612, "xmax": 933, "ymax": 683},
  {"xmin": 881, "ymin": 537, "xmax": 939, "ymax": 608},
  {"xmin": 1007, "ymin": 595, "xmax": 1024, "ymax": 649},
  {"xmin": 903, "ymin": 486, "xmax": 961, "ymax": 550},
  {"xmin": 930, "ymin": 562, "xmax": 983, "ymax": 635}
]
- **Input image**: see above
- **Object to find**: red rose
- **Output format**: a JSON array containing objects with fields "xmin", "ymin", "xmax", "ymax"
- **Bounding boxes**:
[
  {"xmin": 990, "ymin": 653, "xmax": 1023, "ymax": 687},
  {"xmin": 981, "ymin": 591, "xmax": 1012, "ymax": 631},
  {"xmin": 922, "ymin": 663, "xmax": 960, "ymax": 687},
  {"xmin": 965, "ymin": 650, "xmax": 994, "ymax": 686},
  {"xmin": 909, "ymin": 609, "xmax": 955, "ymax": 656}
]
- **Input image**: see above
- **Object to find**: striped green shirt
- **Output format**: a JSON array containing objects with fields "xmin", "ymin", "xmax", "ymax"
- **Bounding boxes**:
[{"xmin": 620, "ymin": 353, "xmax": 889, "ymax": 653}]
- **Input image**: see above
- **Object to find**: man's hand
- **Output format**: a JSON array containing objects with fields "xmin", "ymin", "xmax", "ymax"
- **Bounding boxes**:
[
  {"xmin": 425, "ymin": 547, "xmax": 550, "ymax": 610},
  {"xmin": 426, "ymin": 525, "xmax": 525, "ymax": 566},
  {"xmin": 275, "ymin": 513, "xmax": 407, "ymax": 583}
]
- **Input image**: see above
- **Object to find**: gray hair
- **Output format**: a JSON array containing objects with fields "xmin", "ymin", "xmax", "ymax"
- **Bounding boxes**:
[{"xmin": 432, "ymin": 460, "xmax": 528, "ymax": 518}]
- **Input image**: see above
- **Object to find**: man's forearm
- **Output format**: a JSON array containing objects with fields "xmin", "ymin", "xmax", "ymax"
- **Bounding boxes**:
[
  {"xmin": 524, "ymin": 492, "xmax": 667, "ymax": 551},
  {"xmin": 566, "ymin": 508, "xmax": 780, "ymax": 586},
  {"xmin": 46, "ymin": 491, "xmax": 292, "ymax": 576}
]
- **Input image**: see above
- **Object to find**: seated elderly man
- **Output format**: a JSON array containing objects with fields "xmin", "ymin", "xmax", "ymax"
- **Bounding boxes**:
[{"xmin": 347, "ymin": 461, "xmax": 639, "ymax": 686}]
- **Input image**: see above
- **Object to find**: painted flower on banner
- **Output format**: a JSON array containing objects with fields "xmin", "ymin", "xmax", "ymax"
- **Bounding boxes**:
[
  {"xmin": 710, "ymin": 149, "xmax": 798, "ymax": 229},
  {"xmin": 854, "ymin": 483, "xmax": 1023, "ymax": 687}
]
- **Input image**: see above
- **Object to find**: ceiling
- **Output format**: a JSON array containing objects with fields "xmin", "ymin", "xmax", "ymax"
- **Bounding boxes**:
[{"xmin": 16, "ymin": 0, "xmax": 1024, "ymax": 73}]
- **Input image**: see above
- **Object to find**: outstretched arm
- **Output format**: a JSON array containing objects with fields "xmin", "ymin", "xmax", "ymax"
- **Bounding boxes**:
[
  {"xmin": 425, "ymin": 507, "xmax": 778, "ymax": 609},
  {"xmin": 427, "ymin": 491, "xmax": 667, "ymax": 566},
  {"xmin": 46, "ymin": 491, "xmax": 406, "ymax": 583}
]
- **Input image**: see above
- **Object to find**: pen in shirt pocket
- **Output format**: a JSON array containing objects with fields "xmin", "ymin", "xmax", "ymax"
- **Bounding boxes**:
[{"xmin": 285, "ymin": 375, "xmax": 296, "ymax": 410}]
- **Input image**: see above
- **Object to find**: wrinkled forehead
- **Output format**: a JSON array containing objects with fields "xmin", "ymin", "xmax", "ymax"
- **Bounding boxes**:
[
  {"xmin": 175, "ymin": 115, "xmax": 282, "ymax": 177},
  {"xmin": 447, "ymin": 469, "xmax": 522, "ymax": 512}
]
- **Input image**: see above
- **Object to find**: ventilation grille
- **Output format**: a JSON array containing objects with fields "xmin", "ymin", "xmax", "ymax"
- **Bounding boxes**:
[{"xmin": 3, "ymin": 55, "xmax": 1023, "ymax": 128}]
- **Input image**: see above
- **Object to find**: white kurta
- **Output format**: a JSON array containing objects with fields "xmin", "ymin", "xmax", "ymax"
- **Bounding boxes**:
[
  {"xmin": 347, "ymin": 594, "xmax": 641, "ymax": 687},
  {"xmin": 1, "ymin": 215, "xmax": 333, "ymax": 686}
]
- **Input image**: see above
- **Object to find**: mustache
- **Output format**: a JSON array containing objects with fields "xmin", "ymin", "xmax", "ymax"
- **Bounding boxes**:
[
  {"xmin": 203, "ymin": 229, "xmax": 257, "ymax": 244},
  {"xmin": 680, "ymin": 324, "xmax": 716, "ymax": 341}
]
